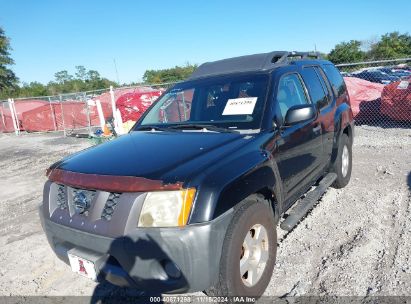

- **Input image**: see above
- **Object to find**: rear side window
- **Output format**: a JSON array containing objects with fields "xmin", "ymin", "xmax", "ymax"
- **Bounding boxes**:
[
  {"xmin": 276, "ymin": 73, "xmax": 309, "ymax": 119},
  {"xmin": 322, "ymin": 64, "xmax": 346, "ymax": 98},
  {"xmin": 301, "ymin": 67, "xmax": 329, "ymax": 109},
  {"xmin": 314, "ymin": 66, "xmax": 332, "ymax": 100}
]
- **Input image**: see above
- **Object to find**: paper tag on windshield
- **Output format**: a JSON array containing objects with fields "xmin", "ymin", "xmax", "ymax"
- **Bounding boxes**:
[
  {"xmin": 222, "ymin": 97, "xmax": 257, "ymax": 115},
  {"xmin": 397, "ymin": 81, "xmax": 409, "ymax": 90}
]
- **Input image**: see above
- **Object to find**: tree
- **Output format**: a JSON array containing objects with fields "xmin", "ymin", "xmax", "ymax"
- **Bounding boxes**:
[
  {"xmin": 0, "ymin": 27, "xmax": 18, "ymax": 95},
  {"xmin": 54, "ymin": 70, "xmax": 72, "ymax": 84},
  {"xmin": 369, "ymin": 32, "xmax": 411, "ymax": 59},
  {"xmin": 75, "ymin": 65, "xmax": 87, "ymax": 81},
  {"xmin": 86, "ymin": 70, "xmax": 100, "ymax": 82},
  {"xmin": 143, "ymin": 63, "xmax": 198, "ymax": 83},
  {"xmin": 49, "ymin": 67, "xmax": 117, "ymax": 94},
  {"xmin": 18, "ymin": 82, "xmax": 48, "ymax": 97},
  {"xmin": 328, "ymin": 40, "xmax": 366, "ymax": 64},
  {"xmin": 361, "ymin": 36, "xmax": 379, "ymax": 53}
]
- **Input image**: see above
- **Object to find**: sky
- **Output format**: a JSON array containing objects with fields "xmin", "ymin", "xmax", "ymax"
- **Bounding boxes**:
[{"xmin": 1, "ymin": 0, "xmax": 410, "ymax": 85}]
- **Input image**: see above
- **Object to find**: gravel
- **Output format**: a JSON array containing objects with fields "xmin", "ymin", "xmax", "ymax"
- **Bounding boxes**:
[{"xmin": 0, "ymin": 126, "xmax": 410, "ymax": 299}]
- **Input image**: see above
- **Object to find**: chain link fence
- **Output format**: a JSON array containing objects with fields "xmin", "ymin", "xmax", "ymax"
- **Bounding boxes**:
[
  {"xmin": 1, "ymin": 58, "xmax": 410, "ymax": 136},
  {"xmin": 0, "ymin": 83, "xmax": 176, "ymax": 136},
  {"xmin": 336, "ymin": 58, "xmax": 411, "ymax": 128}
]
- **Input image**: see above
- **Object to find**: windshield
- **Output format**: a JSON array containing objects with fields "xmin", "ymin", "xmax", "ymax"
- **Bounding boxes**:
[{"xmin": 137, "ymin": 74, "xmax": 269, "ymax": 131}]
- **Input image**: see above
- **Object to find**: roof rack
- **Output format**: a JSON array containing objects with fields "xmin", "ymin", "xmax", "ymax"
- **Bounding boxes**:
[
  {"xmin": 270, "ymin": 51, "xmax": 322, "ymax": 64},
  {"xmin": 189, "ymin": 51, "xmax": 322, "ymax": 80}
]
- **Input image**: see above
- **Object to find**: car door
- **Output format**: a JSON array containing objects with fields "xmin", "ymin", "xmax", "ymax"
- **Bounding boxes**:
[
  {"xmin": 321, "ymin": 63, "xmax": 349, "ymax": 159},
  {"xmin": 272, "ymin": 72, "xmax": 323, "ymax": 208},
  {"xmin": 301, "ymin": 65, "xmax": 335, "ymax": 161}
]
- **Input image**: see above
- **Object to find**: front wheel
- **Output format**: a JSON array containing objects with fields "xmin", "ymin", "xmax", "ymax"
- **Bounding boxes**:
[
  {"xmin": 205, "ymin": 195, "xmax": 277, "ymax": 297},
  {"xmin": 332, "ymin": 133, "xmax": 352, "ymax": 189}
]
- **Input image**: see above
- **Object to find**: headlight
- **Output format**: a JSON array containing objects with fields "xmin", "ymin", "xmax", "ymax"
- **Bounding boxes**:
[{"xmin": 138, "ymin": 188, "xmax": 196, "ymax": 227}]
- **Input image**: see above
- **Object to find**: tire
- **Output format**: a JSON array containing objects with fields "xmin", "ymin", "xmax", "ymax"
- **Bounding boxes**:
[
  {"xmin": 205, "ymin": 194, "xmax": 277, "ymax": 297},
  {"xmin": 332, "ymin": 133, "xmax": 352, "ymax": 189}
]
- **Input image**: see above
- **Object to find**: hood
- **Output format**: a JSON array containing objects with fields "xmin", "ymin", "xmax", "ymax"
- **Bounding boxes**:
[{"xmin": 53, "ymin": 131, "xmax": 251, "ymax": 185}]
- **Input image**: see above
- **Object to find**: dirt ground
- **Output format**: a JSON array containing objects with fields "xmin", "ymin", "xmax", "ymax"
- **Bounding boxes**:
[{"xmin": 0, "ymin": 126, "xmax": 410, "ymax": 299}]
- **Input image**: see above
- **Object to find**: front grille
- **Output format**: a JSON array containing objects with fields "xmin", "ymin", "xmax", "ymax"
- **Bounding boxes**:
[
  {"xmin": 101, "ymin": 193, "xmax": 121, "ymax": 221},
  {"xmin": 56, "ymin": 184, "xmax": 67, "ymax": 210}
]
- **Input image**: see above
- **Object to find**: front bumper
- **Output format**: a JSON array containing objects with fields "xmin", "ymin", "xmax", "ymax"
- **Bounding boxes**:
[{"xmin": 40, "ymin": 206, "xmax": 232, "ymax": 293}]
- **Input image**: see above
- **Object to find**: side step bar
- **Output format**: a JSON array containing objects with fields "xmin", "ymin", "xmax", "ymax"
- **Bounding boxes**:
[{"xmin": 280, "ymin": 173, "xmax": 337, "ymax": 232}]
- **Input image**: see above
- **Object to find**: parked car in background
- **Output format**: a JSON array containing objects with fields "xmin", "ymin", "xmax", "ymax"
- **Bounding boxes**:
[
  {"xmin": 378, "ymin": 68, "xmax": 411, "ymax": 80},
  {"xmin": 352, "ymin": 70, "xmax": 399, "ymax": 84},
  {"xmin": 381, "ymin": 78, "xmax": 411, "ymax": 122}
]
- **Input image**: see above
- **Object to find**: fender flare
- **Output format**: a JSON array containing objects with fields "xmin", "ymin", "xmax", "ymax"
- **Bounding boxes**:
[
  {"xmin": 188, "ymin": 150, "xmax": 283, "ymax": 223},
  {"xmin": 331, "ymin": 103, "xmax": 353, "ymax": 164}
]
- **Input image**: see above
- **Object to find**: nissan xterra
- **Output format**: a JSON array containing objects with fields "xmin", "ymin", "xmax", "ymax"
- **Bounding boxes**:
[{"xmin": 40, "ymin": 51, "xmax": 354, "ymax": 297}]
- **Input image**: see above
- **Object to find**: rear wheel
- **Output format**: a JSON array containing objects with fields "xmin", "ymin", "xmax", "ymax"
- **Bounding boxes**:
[
  {"xmin": 205, "ymin": 195, "xmax": 277, "ymax": 297},
  {"xmin": 332, "ymin": 133, "xmax": 352, "ymax": 189}
]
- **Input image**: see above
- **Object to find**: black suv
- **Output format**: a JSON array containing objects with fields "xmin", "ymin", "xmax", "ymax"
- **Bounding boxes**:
[{"xmin": 40, "ymin": 51, "xmax": 354, "ymax": 297}]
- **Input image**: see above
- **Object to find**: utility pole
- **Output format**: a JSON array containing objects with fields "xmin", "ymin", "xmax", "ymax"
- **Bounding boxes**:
[{"xmin": 113, "ymin": 58, "xmax": 120, "ymax": 85}]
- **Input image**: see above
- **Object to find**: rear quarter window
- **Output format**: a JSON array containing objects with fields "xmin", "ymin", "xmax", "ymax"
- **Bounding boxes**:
[
  {"xmin": 301, "ymin": 67, "xmax": 329, "ymax": 109},
  {"xmin": 322, "ymin": 64, "xmax": 346, "ymax": 98}
]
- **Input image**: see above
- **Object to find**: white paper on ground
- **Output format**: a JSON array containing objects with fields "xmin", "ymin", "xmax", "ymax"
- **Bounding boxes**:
[
  {"xmin": 222, "ymin": 97, "xmax": 258, "ymax": 115},
  {"xmin": 397, "ymin": 81, "xmax": 409, "ymax": 90}
]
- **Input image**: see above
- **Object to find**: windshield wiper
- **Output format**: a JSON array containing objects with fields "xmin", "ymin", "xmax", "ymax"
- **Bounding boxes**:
[
  {"xmin": 134, "ymin": 125, "xmax": 170, "ymax": 132},
  {"xmin": 168, "ymin": 124, "xmax": 238, "ymax": 133}
]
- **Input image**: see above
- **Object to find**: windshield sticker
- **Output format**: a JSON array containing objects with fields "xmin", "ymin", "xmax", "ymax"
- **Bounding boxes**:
[{"xmin": 222, "ymin": 97, "xmax": 258, "ymax": 115}]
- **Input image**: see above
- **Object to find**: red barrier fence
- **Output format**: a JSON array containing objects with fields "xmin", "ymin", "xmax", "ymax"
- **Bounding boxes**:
[{"xmin": 0, "ymin": 84, "xmax": 171, "ymax": 134}]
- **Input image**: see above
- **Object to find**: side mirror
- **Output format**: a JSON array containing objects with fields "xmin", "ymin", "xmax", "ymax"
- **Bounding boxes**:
[{"xmin": 284, "ymin": 104, "xmax": 316, "ymax": 126}]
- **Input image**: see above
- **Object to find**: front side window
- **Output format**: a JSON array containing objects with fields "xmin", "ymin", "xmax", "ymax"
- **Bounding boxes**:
[
  {"xmin": 276, "ymin": 73, "xmax": 309, "ymax": 119},
  {"xmin": 139, "ymin": 74, "xmax": 269, "ymax": 131}
]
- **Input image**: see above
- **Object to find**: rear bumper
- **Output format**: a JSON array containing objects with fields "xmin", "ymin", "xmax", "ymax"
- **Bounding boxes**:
[{"xmin": 40, "ymin": 206, "xmax": 232, "ymax": 293}]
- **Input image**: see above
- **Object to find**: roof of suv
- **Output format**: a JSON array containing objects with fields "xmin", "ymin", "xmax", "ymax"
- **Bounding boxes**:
[{"xmin": 189, "ymin": 51, "xmax": 330, "ymax": 80}]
